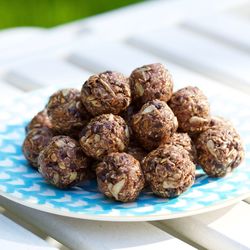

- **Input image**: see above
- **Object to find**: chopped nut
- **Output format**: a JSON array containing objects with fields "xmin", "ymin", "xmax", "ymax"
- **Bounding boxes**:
[
  {"xmin": 55, "ymin": 140, "xmax": 65, "ymax": 147},
  {"xmin": 91, "ymin": 100, "xmax": 102, "ymax": 107},
  {"xmin": 58, "ymin": 162, "xmax": 66, "ymax": 169},
  {"xmin": 69, "ymin": 172, "xmax": 78, "ymax": 181},
  {"xmin": 141, "ymin": 105, "xmax": 156, "ymax": 114},
  {"xmin": 53, "ymin": 173, "xmax": 59, "ymax": 184},
  {"xmin": 189, "ymin": 116, "xmax": 208, "ymax": 124},
  {"xmin": 94, "ymin": 134, "xmax": 101, "ymax": 142},
  {"xmin": 135, "ymin": 82, "xmax": 144, "ymax": 96},
  {"xmin": 206, "ymin": 140, "xmax": 217, "ymax": 158},
  {"xmin": 109, "ymin": 179, "xmax": 125, "ymax": 200},
  {"xmin": 50, "ymin": 153, "xmax": 57, "ymax": 162}
]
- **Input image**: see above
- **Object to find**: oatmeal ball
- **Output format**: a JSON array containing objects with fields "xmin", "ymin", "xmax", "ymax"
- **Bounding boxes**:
[
  {"xmin": 96, "ymin": 152, "xmax": 145, "ymax": 202},
  {"xmin": 38, "ymin": 136, "xmax": 90, "ymax": 189},
  {"xmin": 22, "ymin": 128, "xmax": 53, "ymax": 168},
  {"xmin": 142, "ymin": 144, "xmax": 195, "ymax": 198},
  {"xmin": 130, "ymin": 63, "xmax": 173, "ymax": 105},
  {"xmin": 131, "ymin": 99, "xmax": 178, "ymax": 150},
  {"xmin": 169, "ymin": 86, "xmax": 210, "ymax": 133},
  {"xmin": 81, "ymin": 71, "xmax": 131, "ymax": 116},
  {"xmin": 26, "ymin": 109, "xmax": 52, "ymax": 133},
  {"xmin": 126, "ymin": 142, "xmax": 147, "ymax": 163},
  {"xmin": 165, "ymin": 133, "xmax": 197, "ymax": 163},
  {"xmin": 195, "ymin": 126, "xmax": 244, "ymax": 177},
  {"xmin": 47, "ymin": 88, "xmax": 90, "ymax": 138},
  {"xmin": 80, "ymin": 114, "xmax": 129, "ymax": 160}
]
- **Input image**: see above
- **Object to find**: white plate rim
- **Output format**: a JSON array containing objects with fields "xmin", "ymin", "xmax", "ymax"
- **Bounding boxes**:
[{"xmin": 1, "ymin": 189, "xmax": 250, "ymax": 221}]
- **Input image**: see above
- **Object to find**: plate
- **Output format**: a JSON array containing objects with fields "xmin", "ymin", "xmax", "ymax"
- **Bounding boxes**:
[{"xmin": 0, "ymin": 84, "xmax": 250, "ymax": 221}]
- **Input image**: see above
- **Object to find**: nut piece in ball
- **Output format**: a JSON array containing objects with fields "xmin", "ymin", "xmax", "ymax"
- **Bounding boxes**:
[
  {"xmin": 26, "ymin": 109, "xmax": 52, "ymax": 133},
  {"xmin": 196, "ymin": 126, "xmax": 244, "ymax": 177},
  {"xmin": 47, "ymin": 88, "xmax": 90, "ymax": 138},
  {"xmin": 22, "ymin": 128, "xmax": 53, "ymax": 168},
  {"xmin": 131, "ymin": 99, "xmax": 178, "ymax": 150},
  {"xmin": 169, "ymin": 86, "xmax": 210, "ymax": 133},
  {"xmin": 166, "ymin": 133, "xmax": 197, "ymax": 163},
  {"xmin": 142, "ymin": 144, "xmax": 195, "ymax": 198},
  {"xmin": 38, "ymin": 136, "xmax": 90, "ymax": 188},
  {"xmin": 96, "ymin": 152, "xmax": 145, "ymax": 202},
  {"xmin": 81, "ymin": 71, "xmax": 131, "ymax": 116},
  {"xmin": 80, "ymin": 114, "xmax": 129, "ymax": 160},
  {"xmin": 130, "ymin": 63, "xmax": 173, "ymax": 104}
]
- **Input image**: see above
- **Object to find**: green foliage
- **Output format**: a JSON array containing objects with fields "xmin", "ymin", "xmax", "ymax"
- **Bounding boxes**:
[{"xmin": 0, "ymin": 0, "xmax": 143, "ymax": 29}]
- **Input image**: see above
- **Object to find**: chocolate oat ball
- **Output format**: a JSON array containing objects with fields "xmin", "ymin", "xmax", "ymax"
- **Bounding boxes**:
[
  {"xmin": 96, "ymin": 152, "xmax": 145, "ymax": 202},
  {"xmin": 47, "ymin": 88, "xmax": 90, "ymax": 138},
  {"xmin": 38, "ymin": 136, "xmax": 90, "ymax": 188},
  {"xmin": 142, "ymin": 144, "xmax": 195, "ymax": 198},
  {"xmin": 169, "ymin": 86, "xmax": 210, "ymax": 133},
  {"xmin": 79, "ymin": 114, "xmax": 129, "ymax": 160},
  {"xmin": 131, "ymin": 99, "xmax": 178, "ymax": 150},
  {"xmin": 81, "ymin": 71, "xmax": 131, "ymax": 116},
  {"xmin": 166, "ymin": 133, "xmax": 197, "ymax": 163},
  {"xmin": 195, "ymin": 126, "xmax": 244, "ymax": 177},
  {"xmin": 22, "ymin": 128, "xmax": 53, "ymax": 168},
  {"xmin": 130, "ymin": 63, "xmax": 173, "ymax": 105},
  {"xmin": 26, "ymin": 109, "xmax": 52, "ymax": 133}
]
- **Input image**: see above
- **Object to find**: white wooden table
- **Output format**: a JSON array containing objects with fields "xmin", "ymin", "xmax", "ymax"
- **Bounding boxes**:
[{"xmin": 1, "ymin": 0, "xmax": 250, "ymax": 249}]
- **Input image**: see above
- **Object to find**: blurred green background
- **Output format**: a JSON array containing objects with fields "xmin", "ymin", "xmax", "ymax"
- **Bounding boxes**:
[{"xmin": 0, "ymin": 0, "xmax": 143, "ymax": 29}]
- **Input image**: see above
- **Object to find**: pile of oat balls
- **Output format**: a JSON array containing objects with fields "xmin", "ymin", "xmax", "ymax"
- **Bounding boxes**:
[{"xmin": 22, "ymin": 63, "xmax": 245, "ymax": 202}]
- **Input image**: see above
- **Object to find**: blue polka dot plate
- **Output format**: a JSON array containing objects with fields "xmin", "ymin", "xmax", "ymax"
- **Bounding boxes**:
[{"xmin": 0, "ymin": 83, "xmax": 250, "ymax": 221}]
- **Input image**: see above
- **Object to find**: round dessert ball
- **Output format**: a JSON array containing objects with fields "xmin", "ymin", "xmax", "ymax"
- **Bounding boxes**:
[
  {"xmin": 142, "ymin": 144, "xmax": 195, "ymax": 198},
  {"xmin": 131, "ymin": 99, "xmax": 178, "ymax": 150},
  {"xmin": 195, "ymin": 126, "xmax": 244, "ymax": 177},
  {"xmin": 79, "ymin": 114, "xmax": 129, "ymax": 160},
  {"xmin": 26, "ymin": 109, "xmax": 52, "ymax": 133},
  {"xmin": 22, "ymin": 128, "xmax": 53, "ymax": 168},
  {"xmin": 81, "ymin": 71, "xmax": 131, "ymax": 116},
  {"xmin": 166, "ymin": 133, "xmax": 197, "ymax": 163},
  {"xmin": 169, "ymin": 86, "xmax": 210, "ymax": 133},
  {"xmin": 96, "ymin": 152, "xmax": 145, "ymax": 202},
  {"xmin": 130, "ymin": 63, "xmax": 173, "ymax": 104},
  {"xmin": 38, "ymin": 136, "xmax": 90, "ymax": 189},
  {"xmin": 47, "ymin": 88, "xmax": 90, "ymax": 138}
]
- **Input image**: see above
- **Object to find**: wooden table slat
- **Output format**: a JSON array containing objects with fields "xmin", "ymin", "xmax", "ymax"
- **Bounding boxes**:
[
  {"xmin": 128, "ymin": 27, "xmax": 250, "ymax": 93},
  {"xmin": 0, "ymin": 213, "xmax": 56, "ymax": 250},
  {"xmin": 183, "ymin": 13, "xmax": 250, "ymax": 52},
  {"xmin": 159, "ymin": 202, "xmax": 250, "ymax": 250}
]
